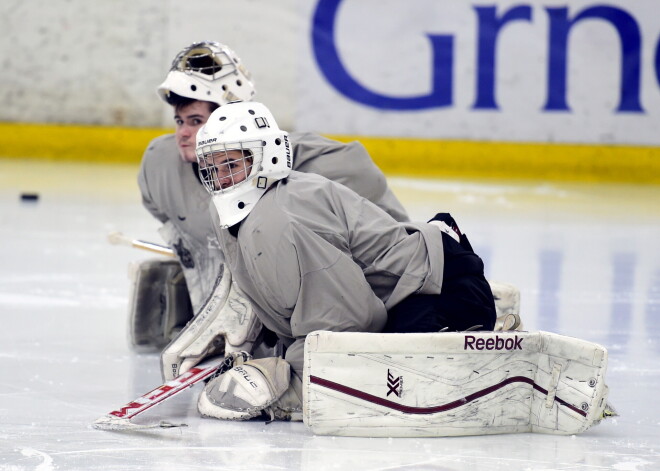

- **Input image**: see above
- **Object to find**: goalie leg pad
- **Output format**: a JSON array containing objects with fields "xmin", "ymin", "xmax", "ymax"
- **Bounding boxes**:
[
  {"xmin": 160, "ymin": 267, "xmax": 263, "ymax": 380},
  {"xmin": 198, "ymin": 357, "xmax": 301, "ymax": 421},
  {"xmin": 303, "ymin": 330, "xmax": 611, "ymax": 437},
  {"xmin": 127, "ymin": 259, "xmax": 194, "ymax": 351}
]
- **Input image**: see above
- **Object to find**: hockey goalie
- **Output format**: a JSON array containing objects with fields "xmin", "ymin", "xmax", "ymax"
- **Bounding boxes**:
[
  {"xmin": 113, "ymin": 52, "xmax": 614, "ymax": 436},
  {"xmin": 108, "ymin": 101, "xmax": 612, "ymax": 437},
  {"xmin": 127, "ymin": 40, "xmax": 414, "ymax": 355}
]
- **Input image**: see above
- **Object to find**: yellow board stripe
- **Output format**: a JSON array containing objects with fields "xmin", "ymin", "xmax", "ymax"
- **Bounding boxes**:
[
  {"xmin": 329, "ymin": 135, "xmax": 660, "ymax": 184},
  {"xmin": 1, "ymin": 122, "xmax": 658, "ymax": 183},
  {"xmin": 0, "ymin": 122, "xmax": 167, "ymax": 164}
]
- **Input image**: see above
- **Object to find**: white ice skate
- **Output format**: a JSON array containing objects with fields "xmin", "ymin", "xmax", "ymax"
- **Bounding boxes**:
[{"xmin": 489, "ymin": 281, "xmax": 523, "ymax": 331}]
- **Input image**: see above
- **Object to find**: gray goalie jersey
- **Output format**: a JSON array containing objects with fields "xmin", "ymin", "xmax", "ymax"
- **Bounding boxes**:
[
  {"xmin": 214, "ymin": 171, "xmax": 445, "ymax": 378},
  {"xmin": 138, "ymin": 132, "xmax": 409, "ymax": 310}
]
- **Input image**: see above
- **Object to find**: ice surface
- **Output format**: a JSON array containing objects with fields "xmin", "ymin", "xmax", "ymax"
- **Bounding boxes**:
[{"xmin": 1, "ymin": 159, "xmax": 659, "ymax": 470}]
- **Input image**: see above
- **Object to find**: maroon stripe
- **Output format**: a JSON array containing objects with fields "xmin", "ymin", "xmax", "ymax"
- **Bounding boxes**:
[{"xmin": 309, "ymin": 375, "xmax": 587, "ymax": 417}]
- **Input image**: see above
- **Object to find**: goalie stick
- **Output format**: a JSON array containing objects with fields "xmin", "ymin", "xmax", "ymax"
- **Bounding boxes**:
[
  {"xmin": 107, "ymin": 231, "xmax": 175, "ymax": 258},
  {"xmin": 93, "ymin": 356, "xmax": 232, "ymax": 431}
]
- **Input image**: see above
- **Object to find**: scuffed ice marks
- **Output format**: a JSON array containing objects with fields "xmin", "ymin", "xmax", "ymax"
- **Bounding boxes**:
[{"xmin": 20, "ymin": 448, "xmax": 54, "ymax": 471}]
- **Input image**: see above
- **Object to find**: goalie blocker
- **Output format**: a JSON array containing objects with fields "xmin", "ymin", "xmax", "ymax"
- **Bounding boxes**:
[{"xmin": 303, "ymin": 330, "xmax": 613, "ymax": 437}]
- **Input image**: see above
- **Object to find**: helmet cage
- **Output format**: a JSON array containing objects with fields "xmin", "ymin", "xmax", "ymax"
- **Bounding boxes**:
[
  {"xmin": 197, "ymin": 141, "xmax": 263, "ymax": 195},
  {"xmin": 158, "ymin": 41, "xmax": 255, "ymax": 106},
  {"xmin": 170, "ymin": 43, "xmax": 239, "ymax": 82}
]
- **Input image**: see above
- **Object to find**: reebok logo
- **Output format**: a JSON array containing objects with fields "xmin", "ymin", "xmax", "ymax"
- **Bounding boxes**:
[
  {"xmin": 464, "ymin": 334, "xmax": 523, "ymax": 351},
  {"xmin": 386, "ymin": 369, "xmax": 402, "ymax": 397}
]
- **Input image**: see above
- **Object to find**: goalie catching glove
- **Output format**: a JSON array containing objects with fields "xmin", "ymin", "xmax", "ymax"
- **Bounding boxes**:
[{"xmin": 198, "ymin": 356, "xmax": 303, "ymax": 422}]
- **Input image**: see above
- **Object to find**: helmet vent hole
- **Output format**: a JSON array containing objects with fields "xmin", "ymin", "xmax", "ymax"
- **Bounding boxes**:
[
  {"xmin": 238, "ymin": 202, "xmax": 245, "ymax": 209},
  {"xmin": 275, "ymin": 138, "xmax": 281, "ymax": 145},
  {"xmin": 272, "ymin": 157, "xmax": 279, "ymax": 164},
  {"xmin": 261, "ymin": 140, "xmax": 267, "ymax": 146},
  {"xmin": 248, "ymin": 109, "xmax": 255, "ymax": 115},
  {"xmin": 219, "ymin": 116, "xmax": 226, "ymax": 121},
  {"xmin": 190, "ymin": 85, "xmax": 197, "ymax": 91},
  {"xmin": 240, "ymin": 125, "xmax": 247, "ymax": 132},
  {"xmin": 236, "ymin": 80, "xmax": 243, "ymax": 86},
  {"xmin": 222, "ymin": 85, "xmax": 228, "ymax": 91}
]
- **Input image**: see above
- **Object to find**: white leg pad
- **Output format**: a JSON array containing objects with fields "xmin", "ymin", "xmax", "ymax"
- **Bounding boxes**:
[
  {"xmin": 160, "ymin": 268, "xmax": 262, "ymax": 381},
  {"xmin": 303, "ymin": 331, "xmax": 611, "ymax": 437}
]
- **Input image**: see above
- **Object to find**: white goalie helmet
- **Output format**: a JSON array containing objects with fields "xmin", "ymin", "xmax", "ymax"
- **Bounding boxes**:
[
  {"xmin": 196, "ymin": 102, "xmax": 292, "ymax": 228},
  {"xmin": 157, "ymin": 41, "xmax": 256, "ymax": 106}
]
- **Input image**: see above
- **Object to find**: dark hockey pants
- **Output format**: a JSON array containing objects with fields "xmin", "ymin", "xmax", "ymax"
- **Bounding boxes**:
[{"xmin": 384, "ymin": 231, "xmax": 496, "ymax": 333}]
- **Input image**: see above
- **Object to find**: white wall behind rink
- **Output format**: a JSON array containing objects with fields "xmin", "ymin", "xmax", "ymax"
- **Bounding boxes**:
[
  {"xmin": 0, "ymin": 0, "xmax": 301, "ymax": 130},
  {"xmin": 1, "ymin": 0, "xmax": 659, "ymax": 146}
]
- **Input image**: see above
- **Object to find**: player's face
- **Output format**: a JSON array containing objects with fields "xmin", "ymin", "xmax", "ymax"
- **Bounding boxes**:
[
  {"xmin": 206, "ymin": 150, "xmax": 253, "ymax": 190},
  {"xmin": 174, "ymin": 101, "xmax": 214, "ymax": 163}
]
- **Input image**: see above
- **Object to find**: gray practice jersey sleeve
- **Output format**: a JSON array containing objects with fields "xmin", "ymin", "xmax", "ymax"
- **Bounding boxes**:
[
  {"xmin": 216, "ymin": 172, "xmax": 443, "ymax": 377},
  {"xmin": 291, "ymin": 132, "xmax": 409, "ymax": 222}
]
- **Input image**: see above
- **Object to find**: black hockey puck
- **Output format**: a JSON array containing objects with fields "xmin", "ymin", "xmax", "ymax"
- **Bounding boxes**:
[{"xmin": 20, "ymin": 193, "xmax": 40, "ymax": 202}]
